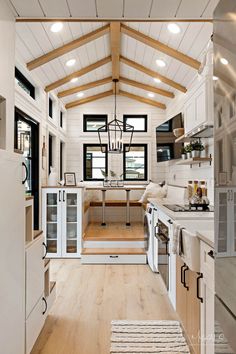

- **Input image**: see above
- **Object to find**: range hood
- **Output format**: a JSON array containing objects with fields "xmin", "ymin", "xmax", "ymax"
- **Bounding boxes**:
[{"xmin": 186, "ymin": 124, "xmax": 214, "ymax": 138}]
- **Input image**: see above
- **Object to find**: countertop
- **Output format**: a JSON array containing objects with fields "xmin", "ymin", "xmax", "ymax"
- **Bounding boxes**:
[
  {"xmin": 196, "ymin": 230, "xmax": 214, "ymax": 248},
  {"xmin": 86, "ymin": 185, "xmax": 146, "ymax": 190},
  {"xmin": 42, "ymin": 185, "xmax": 85, "ymax": 189}
]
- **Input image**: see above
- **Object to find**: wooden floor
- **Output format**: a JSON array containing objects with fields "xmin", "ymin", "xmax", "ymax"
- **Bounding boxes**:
[
  {"xmin": 84, "ymin": 222, "xmax": 146, "ymax": 241},
  {"xmin": 31, "ymin": 260, "xmax": 176, "ymax": 354}
]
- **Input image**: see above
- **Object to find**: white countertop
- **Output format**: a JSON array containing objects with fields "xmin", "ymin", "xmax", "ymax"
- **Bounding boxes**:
[
  {"xmin": 86, "ymin": 185, "xmax": 146, "ymax": 190},
  {"xmin": 196, "ymin": 230, "xmax": 214, "ymax": 248}
]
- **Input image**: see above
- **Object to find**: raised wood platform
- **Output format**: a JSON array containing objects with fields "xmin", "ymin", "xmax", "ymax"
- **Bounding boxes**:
[{"xmin": 81, "ymin": 248, "xmax": 146, "ymax": 255}]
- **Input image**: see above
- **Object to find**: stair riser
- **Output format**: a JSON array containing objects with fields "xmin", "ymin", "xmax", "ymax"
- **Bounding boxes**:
[
  {"xmin": 81, "ymin": 254, "xmax": 147, "ymax": 264},
  {"xmin": 83, "ymin": 241, "xmax": 147, "ymax": 248}
]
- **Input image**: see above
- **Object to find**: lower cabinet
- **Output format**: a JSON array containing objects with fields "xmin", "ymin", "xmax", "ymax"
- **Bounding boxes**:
[{"xmin": 176, "ymin": 256, "xmax": 201, "ymax": 354}]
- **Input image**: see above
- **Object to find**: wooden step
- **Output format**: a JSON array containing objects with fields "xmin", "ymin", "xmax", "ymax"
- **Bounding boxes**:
[{"xmin": 81, "ymin": 248, "xmax": 146, "ymax": 255}]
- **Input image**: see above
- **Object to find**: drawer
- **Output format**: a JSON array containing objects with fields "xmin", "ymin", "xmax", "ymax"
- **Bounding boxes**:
[
  {"xmin": 81, "ymin": 254, "xmax": 147, "ymax": 264},
  {"xmin": 25, "ymin": 296, "xmax": 45, "ymax": 354},
  {"xmin": 200, "ymin": 241, "xmax": 215, "ymax": 291}
]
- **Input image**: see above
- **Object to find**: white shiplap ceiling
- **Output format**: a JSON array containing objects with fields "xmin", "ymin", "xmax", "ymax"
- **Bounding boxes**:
[{"xmin": 9, "ymin": 0, "xmax": 219, "ymax": 19}]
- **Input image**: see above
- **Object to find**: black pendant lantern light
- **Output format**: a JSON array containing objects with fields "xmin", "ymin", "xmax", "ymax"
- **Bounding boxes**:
[{"xmin": 98, "ymin": 79, "xmax": 134, "ymax": 154}]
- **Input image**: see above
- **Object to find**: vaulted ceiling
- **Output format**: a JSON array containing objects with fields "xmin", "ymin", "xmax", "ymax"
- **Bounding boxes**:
[{"xmin": 11, "ymin": 0, "xmax": 218, "ymax": 110}]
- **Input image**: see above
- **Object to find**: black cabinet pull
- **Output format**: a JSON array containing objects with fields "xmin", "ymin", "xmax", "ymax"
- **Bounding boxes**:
[
  {"xmin": 168, "ymin": 219, "xmax": 173, "ymax": 224},
  {"xmin": 59, "ymin": 191, "xmax": 61, "ymax": 202},
  {"xmin": 63, "ymin": 190, "xmax": 65, "ymax": 202},
  {"xmin": 183, "ymin": 265, "xmax": 189, "ymax": 290},
  {"xmin": 181, "ymin": 264, "xmax": 185, "ymax": 285},
  {"xmin": 42, "ymin": 242, "xmax": 47, "ymax": 260},
  {"xmin": 197, "ymin": 273, "xmax": 203, "ymax": 303},
  {"xmin": 109, "ymin": 255, "xmax": 119, "ymax": 258},
  {"xmin": 208, "ymin": 250, "xmax": 215, "ymax": 259},
  {"xmin": 22, "ymin": 162, "xmax": 28, "ymax": 185},
  {"xmin": 42, "ymin": 297, "xmax": 48, "ymax": 315}
]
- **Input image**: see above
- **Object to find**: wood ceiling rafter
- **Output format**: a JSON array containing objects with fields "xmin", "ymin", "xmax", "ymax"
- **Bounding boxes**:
[
  {"xmin": 121, "ymin": 23, "xmax": 201, "ymax": 70},
  {"xmin": 119, "ymin": 90, "xmax": 166, "ymax": 110},
  {"xmin": 65, "ymin": 90, "xmax": 113, "ymax": 109},
  {"xmin": 27, "ymin": 23, "xmax": 110, "ymax": 71},
  {"xmin": 110, "ymin": 22, "xmax": 121, "ymax": 93},
  {"xmin": 57, "ymin": 77, "xmax": 112, "ymax": 98},
  {"xmin": 119, "ymin": 77, "xmax": 174, "ymax": 98},
  {"xmin": 45, "ymin": 56, "xmax": 112, "ymax": 92},
  {"xmin": 16, "ymin": 18, "xmax": 213, "ymax": 23},
  {"xmin": 120, "ymin": 56, "xmax": 187, "ymax": 93}
]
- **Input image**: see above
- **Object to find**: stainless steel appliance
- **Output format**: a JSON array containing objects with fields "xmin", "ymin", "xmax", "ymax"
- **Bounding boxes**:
[
  {"xmin": 144, "ymin": 204, "xmax": 156, "ymax": 272},
  {"xmin": 214, "ymin": 1, "xmax": 236, "ymax": 352},
  {"xmin": 155, "ymin": 219, "xmax": 170, "ymax": 289}
]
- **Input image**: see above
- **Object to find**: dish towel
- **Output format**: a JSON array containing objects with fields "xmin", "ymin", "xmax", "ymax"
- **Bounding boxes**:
[{"xmin": 172, "ymin": 223, "xmax": 185, "ymax": 256}]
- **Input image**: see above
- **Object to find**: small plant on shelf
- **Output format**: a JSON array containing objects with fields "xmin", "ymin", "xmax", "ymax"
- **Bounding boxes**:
[
  {"xmin": 181, "ymin": 147, "xmax": 186, "ymax": 160},
  {"xmin": 184, "ymin": 143, "xmax": 193, "ymax": 159},
  {"xmin": 191, "ymin": 140, "xmax": 205, "ymax": 158}
]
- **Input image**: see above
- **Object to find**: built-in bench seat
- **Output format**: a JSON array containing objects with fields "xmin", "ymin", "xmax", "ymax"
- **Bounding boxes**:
[{"xmin": 84, "ymin": 200, "xmax": 146, "ymax": 213}]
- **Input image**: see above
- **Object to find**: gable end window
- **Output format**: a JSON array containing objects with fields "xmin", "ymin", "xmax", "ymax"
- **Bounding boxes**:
[
  {"xmin": 123, "ymin": 115, "xmax": 147, "ymax": 132},
  {"xmin": 123, "ymin": 144, "xmax": 148, "ymax": 181},
  {"xmin": 83, "ymin": 115, "xmax": 108, "ymax": 132},
  {"xmin": 49, "ymin": 97, "xmax": 53, "ymax": 118},
  {"xmin": 15, "ymin": 68, "xmax": 35, "ymax": 99}
]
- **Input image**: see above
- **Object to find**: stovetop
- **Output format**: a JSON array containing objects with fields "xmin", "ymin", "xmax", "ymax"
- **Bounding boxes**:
[{"xmin": 163, "ymin": 204, "xmax": 214, "ymax": 212}]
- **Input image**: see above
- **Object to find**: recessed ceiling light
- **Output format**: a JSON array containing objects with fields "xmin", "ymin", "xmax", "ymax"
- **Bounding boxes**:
[
  {"xmin": 148, "ymin": 93, "xmax": 155, "ymax": 98},
  {"xmin": 50, "ymin": 22, "xmax": 63, "ymax": 33},
  {"xmin": 154, "ymin": 78, "xmax": 162, "ymax": 83},
  {"xmin": 213, "ymin": 75, "xmax": 219, "ymax": 81},
  {"xmin": 77, "ymin": 92, "xmax": 84, "ymax": 98},
  {"xmin": 71, "ymin": 77, "xmax": 78, "ymax": 83},
  {"xmin": 220, "ymin": 57, "xmax": 228, "ymax": 65},
  {"xmin": 156, "ymin": 59, "xmax": 166, "ymax": 68},
  {"xmin": 66, "ymin": 59, "xmax": 76, "ymax": 67},
  {"xmin": 167, "ymin": 23, "xmax": 181, "ymax": 34}
]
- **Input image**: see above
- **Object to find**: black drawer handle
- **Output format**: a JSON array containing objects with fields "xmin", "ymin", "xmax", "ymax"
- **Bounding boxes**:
[
  {"xmin": 42, "ymin": 297, "xmax": 47, "ymax": 315},
  {"xmin": 197, "ymin": 273, "xmax": 203, "ymax": 303},
  {"xmin": 208, "ymin": 250, "xmax": 215, "ymax": 259},
  {"xmin": 183, "ymin": 265, "xmax": 189, "ymax": 290},
  {"xmin": 42, "ymin": 242, "xmax": 47, "ymax": 260},
  {"xmin": 181, "ymin": 264, "xmax": 185, "ymax": 285},
  {"xmin": 168, "ymin": 219, "xmax": 173, "ymax": 224},
  {"xmin": 109, "ymin": 255, "xmax": 119, "ymax": 258},
  {"xmin": 22, "ymin": 162, "xmax": 28, "ymax": 185},
  {"xmin": 59, "ymin": 190, "xmax": 61, "ymax": 202},
  {"xmin": 63, "ymin": 190, "xmax": 65, "ymax": 202}
]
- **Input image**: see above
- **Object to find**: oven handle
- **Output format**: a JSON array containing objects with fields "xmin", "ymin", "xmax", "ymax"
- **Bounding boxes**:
[{"xmin": 157, "ymin": 233, "xmax": 169, "ymax": 243}]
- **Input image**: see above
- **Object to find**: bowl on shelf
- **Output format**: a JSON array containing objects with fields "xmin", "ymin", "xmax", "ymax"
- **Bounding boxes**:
[
  {"xmin": 51, "ymin": 214, "xmax": 57, "ymax": 222},
  {"xmin": 67, "ymin": 230, "xmax": 76, "ymax": 239},
  {"xmin": 173, "ymin": 128, "xmax": 184, "ymax": 138},
  {"xmin": 67, "ymin": 199, "xmax": 72, "ymax": 205},
  {"xmin": 47, "ymin": 233, "xmax": 56, "ymax": 239},
  {"xmin": 67, "ymin": 215, "xmax": 76, "ymax": 222}
]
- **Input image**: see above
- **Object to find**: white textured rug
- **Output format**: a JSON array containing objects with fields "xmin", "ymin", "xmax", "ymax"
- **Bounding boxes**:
[{"xmin": 110, "ymin": 320, "xmax": 190, "ymax": 353}]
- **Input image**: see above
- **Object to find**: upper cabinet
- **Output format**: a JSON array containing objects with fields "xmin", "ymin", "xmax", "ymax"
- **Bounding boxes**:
[{"xmin": 184, "ymin": 77, "xmax": 214, "ymax": 136}]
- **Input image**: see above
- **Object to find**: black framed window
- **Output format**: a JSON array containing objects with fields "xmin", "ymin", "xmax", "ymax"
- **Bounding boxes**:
[
  {"xmin": 83, "ymin": 144, "xmax": 108, "ymax": 181},
  {"xmin": 49, "ymin": 97, "xmax": 53, "ymax": 118},
  {"xmin": 60, "ymin": 141, "xmax": 65, "ymax": 180},
  {"xmin": 123, "ymin": 144, "xmax": 147, "ymax": 181},
  {"xmin": 48, "ymin": 134, "xmax": 53, "ymax": 174},
  {"xmin": 60, "ymin": 111, "xmax": 64, "ymax": 128},
  {"xmin": 15, "ymin": 68, "xmax": 35, "ymax": 99},
  {"xmin": 123, "ymin": 115, "xmax": 147, "ymax": 132},
  {"xmin": 83, "ymin": 114, "xmax": 108, "ymax": 132}
]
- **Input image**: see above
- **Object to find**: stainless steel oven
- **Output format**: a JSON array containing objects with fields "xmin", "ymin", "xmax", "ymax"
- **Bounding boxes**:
[{"xmin": 154, "ymin": 219, "xmax": 170, "ymax": 290}]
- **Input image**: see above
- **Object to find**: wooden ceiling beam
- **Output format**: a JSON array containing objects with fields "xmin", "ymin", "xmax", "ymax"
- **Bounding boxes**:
[
  {"xmin": 65, "ymin": 90, "xmax": 113, "ymax": 109},
  {"xmin": 45, "ymin": 56, "xmax": 111, "ymax": 92},
  {"xmin": 27, "ymin": 23, "xmax": 110, "ymax": 70},
  {"xmin": 119, "ymin": 76, "xmax": 174, "ymax": 98},
  {"xmin": 58, "ymin": 76, "xmax": 112, "ymax": 98},
  {"xmin": 119, "ymin": 90, "xmax": 166, "ymax": 109},
  {"xmin": 121, "ymin": 23, "xmax": 201, "ymax": 70},
  {"xmin": 110, "ymin": 22, "xmax": 121, "ymax": 93},
  {"xmin": 120, "ymin": 56, "xmax": 187, "ymax": 93},
  {"xmin": 16, "ymin": 18, "xmax": 213, "ymax": 23}
]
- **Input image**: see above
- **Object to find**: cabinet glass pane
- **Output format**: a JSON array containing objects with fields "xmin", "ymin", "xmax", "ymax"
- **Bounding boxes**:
[
  {"xmin": 66, "ymin": 193, "xmax": 77, "ymax": 253},
  {"xmin": 234, "ymin": 192, "xmax": 236, "ymax": 252},
  {"xmin": 46, "ymin": 193, "xmax": 57, "ymax": 253},
  {"xmin": 217, "ymin": 192, "xmax": 227, "ymax": 253}
]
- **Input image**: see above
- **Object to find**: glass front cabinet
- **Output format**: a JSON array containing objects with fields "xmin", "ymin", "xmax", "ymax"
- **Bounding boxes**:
[{"xmin": 42, "ymin": 188, "xmax": 83, "ymax": 258}]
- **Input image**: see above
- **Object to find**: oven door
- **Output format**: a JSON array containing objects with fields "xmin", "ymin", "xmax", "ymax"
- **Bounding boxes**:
[{"xmin": 155, "ymin": 220, "xmax": 170, "ymax": 289}]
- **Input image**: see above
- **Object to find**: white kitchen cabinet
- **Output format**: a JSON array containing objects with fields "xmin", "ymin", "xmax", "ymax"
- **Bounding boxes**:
[
  {"xmin": 184, "ymin": 77, "xmax": 213, "ymax": 136},
  {"xmin": 42, "ymin": 188, "xmax": 83, "ymax": 258},
  {"xmin": 200, "ymin": 240, "xmax": 215, "ymax": 354},
  {"xmin": 215, "ymin": 188, "xmax": 236, "ymax": 256}
]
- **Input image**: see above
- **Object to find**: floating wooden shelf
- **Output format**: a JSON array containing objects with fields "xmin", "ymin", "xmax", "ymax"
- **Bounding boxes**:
[
  {"xmin": 176, "ymin": 157, "xmax": 212, "ymax": 167},
  {"xmin": 175, "ymin": 134, "xmax": 191, "ymax": 143}
]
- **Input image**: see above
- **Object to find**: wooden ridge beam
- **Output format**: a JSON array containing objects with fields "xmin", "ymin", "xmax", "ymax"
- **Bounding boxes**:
[
  {"xmin": 120, "ymin": 56, "xmax": 187, "ymax": 93},
  {"xmin": 16, "ymin": 18, "xmax": 213, "ymax": 23},
  {"xmin": 65, "ymin": 90, "xmax": 113, "ymax": 109},
  {"xmin": 119, "ymin": 76, "xmax": 174, "ymax": 98},
  {"xmin": 27, "ymin": 23, "xmax": 110, "ymax": 70},
  {"xmin": 110, "ymin": 22, "xmax": 121, "ymax": 93},
  {"xmin": 121, "ymin": 23, "xmax": 201, "ymax": 70},
  {"xmin": 119, "ymin": 90, "xmax": 166, "ymax": 109},
  {"xmin": 58, "ymin": 77, "xmax": 112, "ymax": 98},
  {"xmin": 45, "ymin": 56, "xmax": 111, "ymax": 92}
]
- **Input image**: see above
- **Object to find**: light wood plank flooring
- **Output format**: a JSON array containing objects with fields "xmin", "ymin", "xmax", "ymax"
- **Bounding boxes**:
[
  {"xmin": 31, "ymin": 260, "xmax": 176, "ymax": 354},
  {"xmin": 84, "ymin": 222, "xmax": 146, "ymax": 241}
]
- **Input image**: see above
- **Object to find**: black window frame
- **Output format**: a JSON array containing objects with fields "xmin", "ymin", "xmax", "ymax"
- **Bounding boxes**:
[
  {"xmin": 123, "ymin": 114, "xmax": 148, "ymax": 132},
  {"xmin": 49, "ymin": 97, "xmax": 53, "ymax": 119},
  {"xmin": 48, "ymin": 134, "xmax": 53, "ymax": 174},
  {"xmin": 60, "ymin": 141, "xmax": 64, "ymax": 180},
  {"xmin": 60, "ymin": 111, "xmax": 64, "ymax": 128},
  {"xmin": 83, "ymin": 114, "xmax": 108, "ymax": 132},
  {"xmin": 15, "ymin": 67, "xmax": 35, "ymax": 99},
  {"xmin": 123, "ymin": 143, "xmax": 148, "ymax": 181},
  {"xmin": 83, "ymin": 144, "xmax": 108, "ymax": 181}
]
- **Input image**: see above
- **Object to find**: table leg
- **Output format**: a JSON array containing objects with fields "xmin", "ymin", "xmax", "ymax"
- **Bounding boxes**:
[
  {"xmin": 126, "ymin": 189, "xmax": 131, "ymax": 226},
  {"xmin": 101, "ymin": 190, "xmax": 106, "ymax": 226}
]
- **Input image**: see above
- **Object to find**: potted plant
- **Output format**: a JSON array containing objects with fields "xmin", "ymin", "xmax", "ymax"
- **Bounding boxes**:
[
  {"xmin": 101, "ymin": 169, "xmax": 109, "ymax": 187},
  {"xmin": 181, "ymin": 147, "xmax": 186, "ymax": 160},
  {"xmin": 110, "ymin": 170, "xmax": 118, "ymax": 187},
  {"xmin": 192, "ymin": 140, "xmax": 205, "ymax": 158},
  {"xmin": 184, "ymin": 143, "xmax": 193, "ymax": 159}
]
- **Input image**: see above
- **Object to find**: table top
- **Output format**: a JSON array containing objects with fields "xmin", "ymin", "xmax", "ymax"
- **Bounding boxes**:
[{"xmin": 86, "ymin": 185, "xmax": 146, "ymax": 191}]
